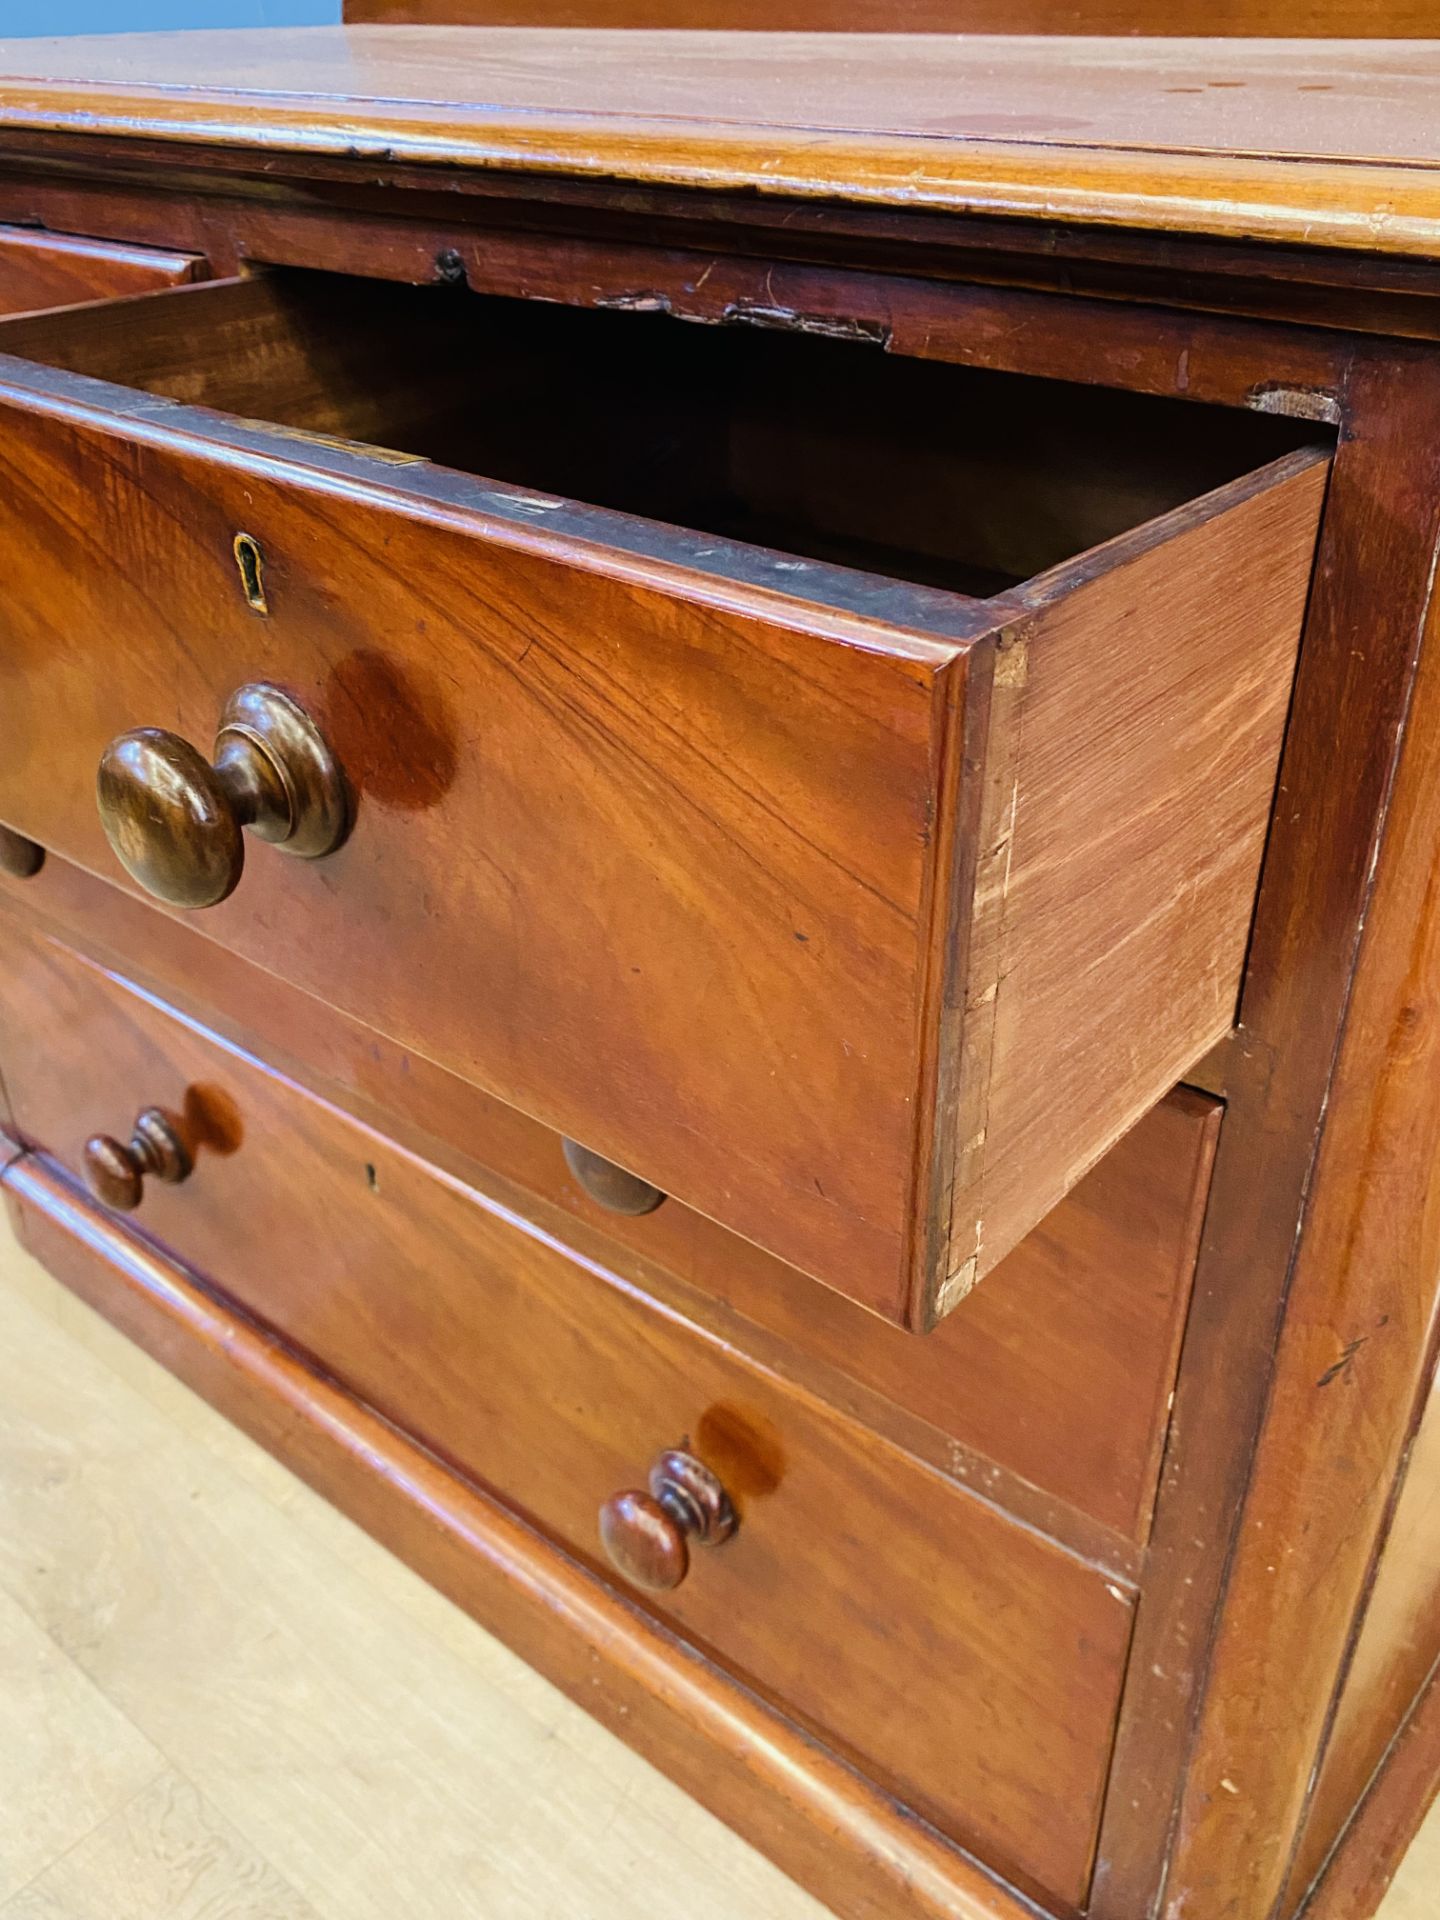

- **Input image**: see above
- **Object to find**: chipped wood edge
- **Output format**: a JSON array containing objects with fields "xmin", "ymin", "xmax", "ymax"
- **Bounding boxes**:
[
  {"xmin": 903, "ymin": 637, "xmax": 994, "ymax": 1334},
  {"xmin": 3, "ymin": 89, "xmax": 1440, "ymax": 264},
  {"xmin": 928, "ymin": 449, "xmax": 1329, "ymax": 1328},
  {"xmin": 933, "ymin": 627, "xmax": 1029, "ymax": 1327}
]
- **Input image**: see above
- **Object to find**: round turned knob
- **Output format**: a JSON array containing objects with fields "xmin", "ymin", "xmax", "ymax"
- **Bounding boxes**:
[
  {"xmin": 598, "ymin": 1448, "xmax": 736, "ymax": 1592},
  {"xmin": 0, "ymin": 825, "xmax": 44, "ymax": 879},
  {"xmin": 83, "ymin": 1107, "xmax": 191, "ymax": 1212},
  {"xmin": 96, "ymin": 683, "xmax": 348, "ymax": 909},
  {"xmin": 562, "ymin": 1137, "xmax": 666, "ymax": 1216}
]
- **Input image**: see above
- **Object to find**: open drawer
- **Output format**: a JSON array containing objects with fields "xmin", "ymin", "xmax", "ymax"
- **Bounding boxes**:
[{"xmin": 0, "ymin": 270, "xmax": 1328, "ymax": 1327}]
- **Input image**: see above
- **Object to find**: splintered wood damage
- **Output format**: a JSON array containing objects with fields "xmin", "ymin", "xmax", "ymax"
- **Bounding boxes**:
[{"xmin": 1247, "ymin": 383, "xmax": 1343, "ymax": 425}]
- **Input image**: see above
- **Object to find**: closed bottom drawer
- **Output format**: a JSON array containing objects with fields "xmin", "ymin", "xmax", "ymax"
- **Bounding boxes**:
[{"xmin": 0, "ymin": 918, "xmax": 1132, "ymax": 1909}]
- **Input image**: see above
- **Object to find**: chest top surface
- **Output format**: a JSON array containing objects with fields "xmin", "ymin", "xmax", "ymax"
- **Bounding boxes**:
[{"xmin": 0, "ymin": 28, "xmax": 1436, "ymax": 260}]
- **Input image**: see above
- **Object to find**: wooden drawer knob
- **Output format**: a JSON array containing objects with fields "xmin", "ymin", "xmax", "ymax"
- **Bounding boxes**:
[
  {"xmin": 598, "ymin": 1448, "xmax": 736, "ymax": 1591},
  {"xmin": 83, "ymin": 1107, "xmax": 191, "ymax": 1212},
  {"xmin": 0, "ymin": 825, "xmax": 44, "ymax": 879},
  {"xmin": 96, "ymin": 683, "xmax": 348, "ymax": 909},
  {"xmin": 562, "ymin": 1137, "xmax": 666, "ymax": 1216}
]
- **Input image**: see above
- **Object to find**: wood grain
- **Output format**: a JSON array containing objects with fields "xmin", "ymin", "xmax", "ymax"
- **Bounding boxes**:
[
  {"xmin": 3, "ymin": 33, "xmax": 1440, "ymax": 262},
  {"xmin": 1, "ymin": 1773, "xmax": 324, "ymax": 1920},
  {"xmin": 0, "ymin": 1234, "xmax": 827, "ymax": 1920},
  {"xmin": 345, "ymin": 0, "xmax": 1440, "ymax": 29},
  {"xmin": 0, "ymin": 928, "xmax": 1136, "ymax": 1907},
  {"xmin": 1085, "ymin": 346, "xmax": 1440, "ymax": 1920},
  {"xmin": 0, "ymin": 270, "xmax": 1324, "ymax": 1325},
  {"xmin": 1147, "ymin": 347, "xmax": 1440, "ymax": 1920},
  {"xmin": 0, "ymin": 853, "xmax": 1221, "ymax": 1556},
  {"xmin": 1300, "ymin": 1665, "xmax": 1440, "ymax": 1920},
  {"xmin": 0, "ymin": 273, "xmax": 972, "ymax": 1325},
  {"xmin": 1286, "ymin": 1367, "xmax": 1440, "ymax": 1907},
  {"xmin": 0, "ymin": 1141, "xmax": 1116, "ymax": 1920},
  {"xmin": 0, "ymin": 1586, "xmax": 163, "ymax": 1905},
  {"xmin": 0, "ymin": 224, "xmax": 204, "ymax": 319},
  {"xmin": 936, "ymin": 451, "xmax": 1327, "ymax": 1320}
]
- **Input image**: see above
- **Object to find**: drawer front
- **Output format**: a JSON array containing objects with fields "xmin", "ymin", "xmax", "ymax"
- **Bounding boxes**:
[
  {"xmin": 4, "ymin": 851, "xmax": 1220, "ymax": 1548},
  {"xmin": 0, "ymin": 921, "xmax": 1134, "ymax": 1908},
  {"xmin": 0, "ymin": 272, "xmax": 1326, "ymax": 1326},
  {"xmin": 0, "ymin": 280, "xmax": 961, "ymax": 1327},
  {"xmin": 0, "ymin": 225, "xmax": 205, "ymax": 316}
]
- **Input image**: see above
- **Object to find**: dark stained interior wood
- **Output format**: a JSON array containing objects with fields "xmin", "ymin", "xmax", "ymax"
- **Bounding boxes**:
[
  {"xmin": 0, "ymin": 267, "xmax": 1314, "ymax": 600},
  {"xmin": 0, "ymin": 44, "xmax": 1435, "ymax": 1917}
]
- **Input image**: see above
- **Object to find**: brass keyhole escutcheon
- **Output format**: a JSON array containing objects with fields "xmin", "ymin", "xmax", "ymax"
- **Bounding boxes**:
[{"xmin": 233, "ymin": 532, "xmax": 268, "ymax": 613}]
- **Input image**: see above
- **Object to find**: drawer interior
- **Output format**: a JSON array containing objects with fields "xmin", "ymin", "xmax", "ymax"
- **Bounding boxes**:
[{"xmin": 1, "ymin": 265, "xmax": 1320, "ymax": 602}]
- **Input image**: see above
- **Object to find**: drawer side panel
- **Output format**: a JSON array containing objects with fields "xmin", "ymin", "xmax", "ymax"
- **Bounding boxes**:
[{"xmin": 939, "ymin": 452, "xmax": 1328, "ymax": 1322}]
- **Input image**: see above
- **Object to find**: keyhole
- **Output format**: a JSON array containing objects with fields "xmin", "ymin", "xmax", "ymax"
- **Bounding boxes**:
[{"xmin": 233, "ymin": 532, "xmax": 268, "ymax": 614}]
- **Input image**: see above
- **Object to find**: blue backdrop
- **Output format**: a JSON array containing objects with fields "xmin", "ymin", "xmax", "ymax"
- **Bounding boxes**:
[{"xmin": 4, "ymin": 2, "xmax": 340, "ymax": 32}]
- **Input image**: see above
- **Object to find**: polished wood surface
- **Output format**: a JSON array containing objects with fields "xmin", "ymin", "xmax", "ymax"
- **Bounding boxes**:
[
  {"xmin": 1, "ymin": 1158, "xmax": 1031, "ymax": 1920},
  {"xmin": 0, "ymin": 271, "xmax": 974, "ymax": 1324},
  {"xmin": 96, "ymin": 683, "xmax": 350, "ymax": 911},
  {"xmin": 0, "ymin": 827, "xmax": 44, "ymax": 880},
  {"xmin": 598, "ymin": 1448, "xmax": 737, "ymax": 1593},
  {"xmin": 4, "ymin": 1223, "xmax": 1438, "ymax": 1920},
  {"xmin": 1287, "ymin": 1368, "xmax": 1440, "ymax": 1904},
  {"xmin": 1, "ymin": 37, "xmax": 1439, "ymax": 1920},
  {"xmin": 0, "ymin": 268, "xmax": 1323, "ymax": 1325},
  {"xmin": 1088, "ymin": 346, "xmax": 1440, "ymax": 1920},
  {"xmin": 0, "ymin": 223, "xmax": 202, "ymax": 318},
  {"xmin": 3, "ymin": 33, "xmax": 1440, "ymax": 261},
  {"xmin": 1148, "ymin": 346, "xmax": 1440, "ymax": 1920},
  {"xmin": 0, "ymin": 927, "xmax": 1134, "ymax": 1909},
  {"xmin": 0, "ymin": 1229, "xmax": 832, "ymax": 1920},
  {"xmin": 1302, "ymin": 1666, "xmax": 1440, "ymax": 1920},
  {"xmin": 1, "ymin": 850, "xmax": 1220, "ymax": 1557},
  {"xmin": 346, "ymin": 0, "xmax": 1440, "ymax": 28},
  {"xmin": 82, "ymin": 1106, "xmax": 191, "ymax": 1213}
]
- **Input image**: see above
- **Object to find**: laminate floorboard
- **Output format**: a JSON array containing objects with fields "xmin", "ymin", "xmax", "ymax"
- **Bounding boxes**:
[{"xmin": 0, "ymin": 1218, "xmax": 1431, "ymax": 1918}]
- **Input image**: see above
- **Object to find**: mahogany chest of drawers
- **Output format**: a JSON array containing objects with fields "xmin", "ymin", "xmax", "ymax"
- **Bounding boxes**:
[{"xmin": 0, "ymin": 27, "xmax": 1436, "ymax": 1920}]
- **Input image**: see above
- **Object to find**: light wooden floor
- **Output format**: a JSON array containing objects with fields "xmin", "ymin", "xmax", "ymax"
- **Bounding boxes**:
[{"xmin": 0, "ymin": 1220, "xmax": 1433, "ymax": 1920}]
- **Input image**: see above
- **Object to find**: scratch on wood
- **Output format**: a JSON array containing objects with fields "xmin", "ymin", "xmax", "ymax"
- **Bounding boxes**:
[
  {"xmin": 1317, "ymin": 1336, "xmax": 1369, "ymax": 1387},
  {"xmin": 594, "ymin": 291, "xmax": 673, "ymax": 313},
  {"xmin": 721, "ymin": 303, "xmax": 891, "ymax": 346},
  {"xmin": 994, "ymin": 635, "xmax": 1030, "ymax": 690},
  {"xmin": 936, "ymin": 1253, "xmax": 978, "ymax": 1318}
]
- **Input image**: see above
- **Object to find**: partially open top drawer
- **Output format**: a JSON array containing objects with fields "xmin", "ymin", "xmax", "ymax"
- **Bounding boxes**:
[{"xmin": 0, "ymin": 271, "xmax": 1327, "ymax": 1327}]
